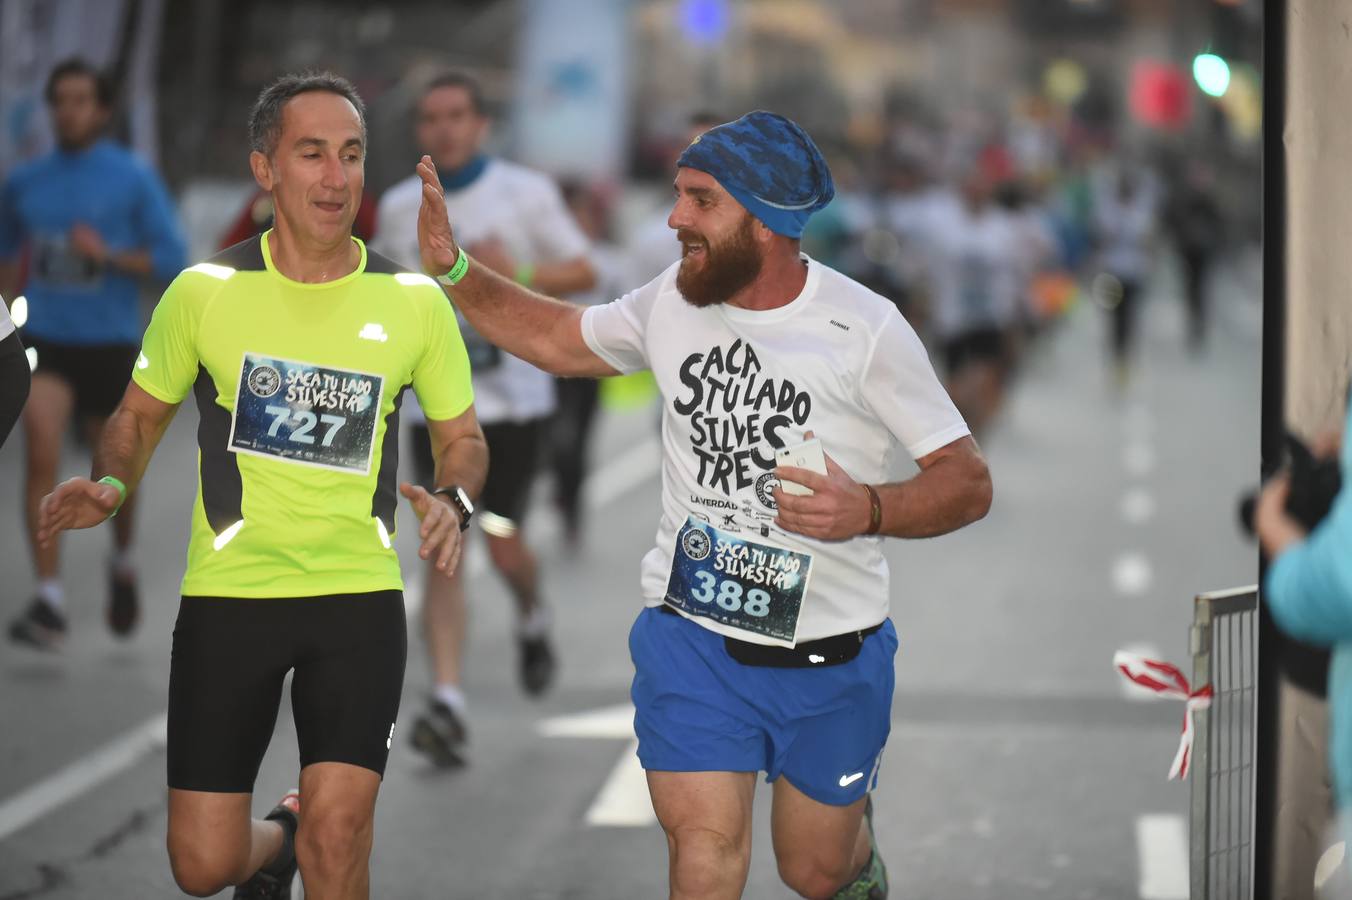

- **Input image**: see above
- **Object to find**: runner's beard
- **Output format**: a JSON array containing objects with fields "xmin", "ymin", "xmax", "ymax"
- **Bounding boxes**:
[{"xmin": 676, "ymin": 216, "xmax": 763, "ymax": 308}]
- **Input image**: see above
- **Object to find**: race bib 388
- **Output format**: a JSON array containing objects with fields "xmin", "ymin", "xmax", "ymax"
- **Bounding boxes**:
[
  {"xmin": 228, "ymin": 353, "xmax": 384, "ymax": 475},
  {"xmin": 665, "ymin": 516, "xmax": 814, "ymax": 646}
]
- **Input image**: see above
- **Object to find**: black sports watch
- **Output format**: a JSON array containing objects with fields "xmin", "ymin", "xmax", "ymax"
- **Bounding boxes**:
[{"xmin": 433, "ymin": 484, "xmax": 475, "ymax": 532}]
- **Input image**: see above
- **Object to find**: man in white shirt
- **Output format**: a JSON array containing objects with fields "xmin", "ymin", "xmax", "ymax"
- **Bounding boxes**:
[
  {"xmin": 372, "ymin": 71, "xmax": 595, "ymax": 767},
  {"xmin": 898, "ymin": 169, "xmax": 1026, "ymax": 435},
  {"xmin": 413, "ymin": 110, "xmax": 991, "ymax": 899},
  {"xmin": 1091, "ymin": 165, "xmax": 1159, "ymax": 385}
]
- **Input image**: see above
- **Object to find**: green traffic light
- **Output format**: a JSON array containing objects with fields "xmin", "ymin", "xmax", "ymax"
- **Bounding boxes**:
[{"xmin": 1193, "ymin": 53, "xmax": 1231, "ymax": 98}]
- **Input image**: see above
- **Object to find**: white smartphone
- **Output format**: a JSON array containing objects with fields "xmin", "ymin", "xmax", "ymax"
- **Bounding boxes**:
[{"xmin": 775, "ymin": 438, "xmax": 827, "ymax": 496}]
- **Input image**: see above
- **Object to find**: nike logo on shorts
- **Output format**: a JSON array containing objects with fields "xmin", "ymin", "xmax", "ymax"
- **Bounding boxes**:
[{"xmin": 839, "ymin": 771, "xmax": 865, "ymax": 788}]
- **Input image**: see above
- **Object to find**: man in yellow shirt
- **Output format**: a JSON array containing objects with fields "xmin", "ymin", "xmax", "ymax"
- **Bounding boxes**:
[{"xmin": 38, "ymin": 72, "xmax": 485, "ymax": 900}]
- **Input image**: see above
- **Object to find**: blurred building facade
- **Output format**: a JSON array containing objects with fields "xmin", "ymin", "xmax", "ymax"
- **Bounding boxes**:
[{"xmin": 141, "ymin": 1, "xmax": 1259, "ymax": 187}]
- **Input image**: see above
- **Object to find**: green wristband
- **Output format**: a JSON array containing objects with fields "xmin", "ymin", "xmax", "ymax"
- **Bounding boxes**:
[
  {"xmin": 435, "ymin": 247, "xmax": 471, "ymax": 286},
  {"xmin": 514, "ymin": 263, "xmax": 535, "ymax": 288},
  {"xmin": 98, "ymin": 475, "xmax": 127, "ymax": 516}
]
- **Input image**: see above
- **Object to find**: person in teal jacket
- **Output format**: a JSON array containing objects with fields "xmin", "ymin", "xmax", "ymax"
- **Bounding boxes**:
[{"xmin": 1256, "ymin": 398, "xmax": 1352, "ymax": 816}]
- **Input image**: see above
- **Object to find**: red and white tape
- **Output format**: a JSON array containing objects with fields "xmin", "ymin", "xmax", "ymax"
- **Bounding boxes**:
[{"xmin": 1113, "ymin": 651, "xmax": 1213, "ymax": 780}]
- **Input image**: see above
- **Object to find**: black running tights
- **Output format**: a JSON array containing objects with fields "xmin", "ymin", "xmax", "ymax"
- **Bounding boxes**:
[{"xmin": 0, "ymin": 330, "xmax": 29, "ymax": 449}]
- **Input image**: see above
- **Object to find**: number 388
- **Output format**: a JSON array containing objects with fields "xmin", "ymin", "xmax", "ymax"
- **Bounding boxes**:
[{"xmin": 690, "ymin": 572, "xmax": 771, "ymax": 618}]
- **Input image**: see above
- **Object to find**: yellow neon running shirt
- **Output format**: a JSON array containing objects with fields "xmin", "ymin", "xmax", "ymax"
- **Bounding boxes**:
[{"xmin": 133, "ymin": 231, "xmax": 473, "ymax": 598}]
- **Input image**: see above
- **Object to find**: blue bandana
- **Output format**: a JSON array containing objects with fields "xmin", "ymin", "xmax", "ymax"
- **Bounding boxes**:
[{"xmin": 676, "ymin": 110, "xmax": 834, "ymax": 239}]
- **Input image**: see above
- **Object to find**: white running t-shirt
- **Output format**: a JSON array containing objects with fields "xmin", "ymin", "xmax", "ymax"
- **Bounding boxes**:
[
  {"xmin": 582, "ymin": 257, "xmax": 970, "ymax": 644},
  {"xmin": 373, "ymin": 158, "xmax": 590, "ymax": 424}
]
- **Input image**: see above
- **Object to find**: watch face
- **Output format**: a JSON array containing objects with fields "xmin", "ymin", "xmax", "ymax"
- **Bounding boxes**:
[{"xmin": 456, "ymin": 488, "xmax": 474, "ymax": 515}]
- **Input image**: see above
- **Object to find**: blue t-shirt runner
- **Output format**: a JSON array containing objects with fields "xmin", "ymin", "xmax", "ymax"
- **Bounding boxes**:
[{"xmin": 0, "ymin": 137, "xmax": 185, "ymax": 346}]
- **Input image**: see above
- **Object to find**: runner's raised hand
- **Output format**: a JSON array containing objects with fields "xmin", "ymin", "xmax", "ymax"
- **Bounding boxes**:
[{"xmin": 416, "ymin": 155, "xmax": 461, "ymax": 277}]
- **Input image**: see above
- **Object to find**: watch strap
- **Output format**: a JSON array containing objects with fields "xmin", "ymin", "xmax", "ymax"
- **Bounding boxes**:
[{"xmin": 433, "ymin": 485, "xmax": 473, "ymax": 531}]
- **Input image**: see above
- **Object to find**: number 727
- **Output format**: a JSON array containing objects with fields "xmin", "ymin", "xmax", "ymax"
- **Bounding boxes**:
[{"xmin": 264, "ymin": 405, "xmax": 347, "ymax": 447}]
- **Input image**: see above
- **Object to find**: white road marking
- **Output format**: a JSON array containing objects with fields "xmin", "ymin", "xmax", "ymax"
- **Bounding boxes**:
[
  {"xmin": 1113, "ymin": 553, "xmax": 1154, "ymax": 596},
  {"xmin": 0, "ymin": 713, "xmax": 167, "ymax": 842},
  {"xmin": 1136, "ymin": 814, "xmax": 1189, "ymax": 899},
  {"xmin": 539, "ymin": 704, "xmax": 655, "ymax": 828},
  {"xmin": 1315, "ymin": 841, "xmax": 1346, "ymax": 891},
  {"xmin": 1121, "ymin": 488, "xmax": 1156, "ymax": 524},
  {"xmin": 1118, "ymin": 643, "xmax": 1168, "ymax": 701},
  {"xmin": 584, "ymin": 741, "xmax": 654, "ymax": 827},
  {"xmin": 538, "ymin": 703, "xmax": 635, "ymax": 739}
]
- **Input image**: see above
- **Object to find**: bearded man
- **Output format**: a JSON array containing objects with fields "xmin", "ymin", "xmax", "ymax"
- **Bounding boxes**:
[{"xmin": 413, "ymin": 110, "xmax": 992, "ymax": 899}]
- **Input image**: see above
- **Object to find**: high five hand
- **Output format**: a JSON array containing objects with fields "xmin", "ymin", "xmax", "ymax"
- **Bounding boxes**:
[
  {"xmin": 416, "ymin": 155, "xmax": 460, "ymax": 278},
  {"xmin": 399, "ymin": 482, "xmax": 464, "ymax": 577}
]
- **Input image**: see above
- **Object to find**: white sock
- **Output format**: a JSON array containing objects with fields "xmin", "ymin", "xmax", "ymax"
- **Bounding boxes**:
[
  {"xmin": 110, "ymin": 548, "xmax": 136, "ymax": 579},
  {"xmin": 518, "ymin": 606, "xmax": 552, "ymax": 640},
  {"xmin": 37, "ymin": 579, "xmax": 64, "ymax": 609},
  {"xmin": 434, "ymin": 684, "xmax": 467, "ymax": 715}
]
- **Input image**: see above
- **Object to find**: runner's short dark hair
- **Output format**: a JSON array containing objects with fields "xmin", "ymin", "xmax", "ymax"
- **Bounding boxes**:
[
  {"xmin": 249, "ymin": 71, "xmax": 367, "ymax": 157},
  {"xmin": 45, "ymin": 58, "xmax": 113, "ymax": 109},
  {"xmin": 421, "ymin": 71, "xmax": 486, "ymax": 116}
]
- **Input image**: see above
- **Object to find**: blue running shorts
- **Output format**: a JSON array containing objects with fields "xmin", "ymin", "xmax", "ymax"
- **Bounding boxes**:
[{"xmin": 629, "ymin": 605, "xmax": 899, "ymax": 806}]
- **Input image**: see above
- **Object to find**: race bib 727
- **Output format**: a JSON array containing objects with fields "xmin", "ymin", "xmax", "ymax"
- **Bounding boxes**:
[{"xmin": 228, "ymin": 353, "xmax": 384, "ymax": 475}]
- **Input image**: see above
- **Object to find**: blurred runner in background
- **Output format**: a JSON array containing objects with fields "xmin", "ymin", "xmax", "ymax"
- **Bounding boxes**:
[
  {"xmin": 0, "ymin": 58, "xmax": 186, "ymax": 650},
  {"xmin": 373, "ymin": 71, "xmax": 595, "ymax": 768},
  {"xmin": 1091, "ymin": 165, "xmax": 1159, "ymax": 387},
  {"xmin": 893, "ymin": 164, "xmax": 1026, "ymax": 436},
  {"xmin": 1162, "ymin": 159, "xmax": 1223, "ymax": 354},
  {"xmin": 550, "ymin": 180, "xmax": 630, "ymax": 552}
]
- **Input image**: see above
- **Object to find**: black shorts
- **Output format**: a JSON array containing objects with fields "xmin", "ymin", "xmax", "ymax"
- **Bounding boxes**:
[
  {"xmin": 23, "ymin": 335, "xmax": 136, "ymax": 418},
  {"xmin": 167, "ymin": 591, "xmax": 407, "ymax": 793},
  {"xmin": 411, "ymin": 419, "xmax": 544, "ymax": 525},
  {"xmin": 942, "ymin": 327, "xmax": 1009, "ymax": 376}
]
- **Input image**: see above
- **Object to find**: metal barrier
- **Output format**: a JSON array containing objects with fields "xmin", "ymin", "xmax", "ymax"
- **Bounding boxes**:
[{"xmin": 1190, "ymin": 586, "xmax": 1260, "ymax": 900}]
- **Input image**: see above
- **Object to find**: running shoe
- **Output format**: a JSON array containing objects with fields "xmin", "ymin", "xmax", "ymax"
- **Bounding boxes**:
[
  {"xmin": 8, "ymin": 598, "xmax": 67, "ymax": 650},
  {"xmin": 833, "ymin": 795, "xmax": 888, "ymax": 900},
  {"xmin": 107, "ymin": 567, "xmax": 140, "ymax": 637},
  {"xmin": 233, "ymin": 789, "xmax": 300, "ymax": 899},
  {"xmin": 518, "ymin": 633, "xmax": 557, "ymax": 697},
  {"xmin": 410, "ymin": 698, "xmax": 468, "ymax": 768}
]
